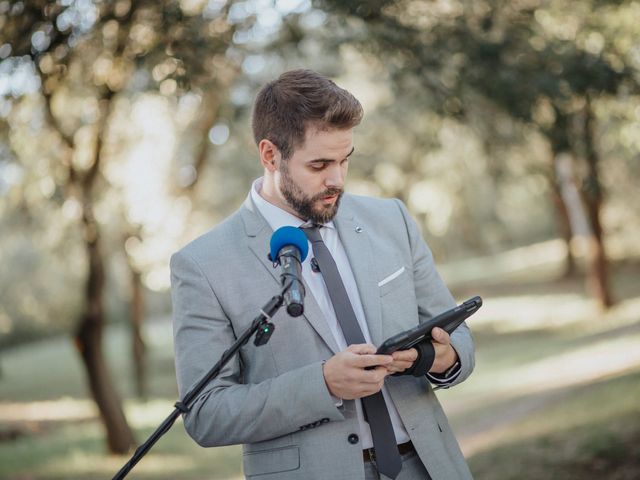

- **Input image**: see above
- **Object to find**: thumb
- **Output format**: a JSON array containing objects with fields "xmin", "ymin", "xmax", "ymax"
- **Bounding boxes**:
[
  {"xmin": 347, "ymin": 343, "xmax": 377, "ymax": 355},
  {"xmin": 431, "ymin": 327, "xmax": 450, "ymax": 344}
]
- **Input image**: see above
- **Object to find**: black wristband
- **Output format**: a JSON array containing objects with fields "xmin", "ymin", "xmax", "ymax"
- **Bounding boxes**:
[
  {"xmin": 395, "ymin": 340, "xmax": 436, "ymax": 377},
  {"xmin": 411, "ymin": 340, "xmax": 436, "ymax": 377}
]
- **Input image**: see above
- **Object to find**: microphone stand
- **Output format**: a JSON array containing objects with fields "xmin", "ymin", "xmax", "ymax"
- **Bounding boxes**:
[{"xmin": 112, "ymin": 284, "xmax": 292, "ymax": 480}]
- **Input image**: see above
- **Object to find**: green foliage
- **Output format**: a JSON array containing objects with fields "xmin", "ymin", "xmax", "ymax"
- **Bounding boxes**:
[
  {"xmin": 1, "ymin": 1, "xmax": 639, "ymax": 333},
  {"xmin": 0, "ymin": 0, "xmax": 257, "ymax": 343},
  {"xmin": 319, "ymin": 0, "xmax": 640, "ymax": 152},
  {"xmin": 316, "ymin": 0, "xmax": 640, "ymax": 306}
]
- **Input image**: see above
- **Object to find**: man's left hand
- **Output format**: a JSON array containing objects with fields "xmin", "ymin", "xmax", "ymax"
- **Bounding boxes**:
[
  {"xmin": 429, "ymin": 327, "xmax": 458, "ymax": 374},
  {"xmin": 386, "ymin": 327, "xmax": 459, "ymax": 375}
]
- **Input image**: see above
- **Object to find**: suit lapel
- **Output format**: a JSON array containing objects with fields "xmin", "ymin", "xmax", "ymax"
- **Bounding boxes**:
[
  {"xmin": 334, "ymin": 201, "xmax": 383, "ymax": 347},
  {"xmin": 241, "ymin": 194, "xmax": 340, "ymax": 354}
]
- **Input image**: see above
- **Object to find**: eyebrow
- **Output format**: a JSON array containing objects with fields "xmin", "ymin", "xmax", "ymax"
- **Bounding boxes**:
[{"xmin": 308, "ymin": 146, "xmax": 355, "ymax": 164}]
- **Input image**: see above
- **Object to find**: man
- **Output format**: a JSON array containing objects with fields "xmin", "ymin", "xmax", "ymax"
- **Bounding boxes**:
[{"xmin": 171, "ymin": 69, "xmax": 475, "ymax": 480}]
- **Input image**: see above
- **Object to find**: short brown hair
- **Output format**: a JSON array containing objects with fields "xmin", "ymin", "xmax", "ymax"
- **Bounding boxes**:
[{"xmin": 251, "ymin": 69, "xmax": 363, "ymax": 159}]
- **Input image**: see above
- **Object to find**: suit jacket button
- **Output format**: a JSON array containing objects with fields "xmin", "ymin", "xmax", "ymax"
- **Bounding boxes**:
[{"xmin": 348, "ymin": 433, "xmax": 359, "ymax": 444}]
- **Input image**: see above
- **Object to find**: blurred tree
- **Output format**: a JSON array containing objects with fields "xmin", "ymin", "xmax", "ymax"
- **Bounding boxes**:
[
  {"xmin": 0, "ymin": 0, "xmax": 247, "ymax": 453},
  {"xmin": 319, "ymin": 0, "xmax": 640, "ymax": 308}
]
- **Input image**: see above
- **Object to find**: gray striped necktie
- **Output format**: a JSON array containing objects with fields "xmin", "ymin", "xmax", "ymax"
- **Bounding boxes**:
[{"xmin": 302, "ymin": 225, "xmax": 402, "ymax": 479}]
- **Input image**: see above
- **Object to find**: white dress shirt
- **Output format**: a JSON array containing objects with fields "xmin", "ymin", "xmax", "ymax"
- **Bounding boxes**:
[{"xmin": 251, "ymin": 178, "xmax": 411, "ymax": 448}]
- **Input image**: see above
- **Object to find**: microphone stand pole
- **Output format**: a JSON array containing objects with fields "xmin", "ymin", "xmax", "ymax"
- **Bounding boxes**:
[{"xmin": 112, "ymin": 287, "xmax": 290, "ymax": 480}]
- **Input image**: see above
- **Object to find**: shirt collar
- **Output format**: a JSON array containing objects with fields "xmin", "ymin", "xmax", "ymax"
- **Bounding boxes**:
[{"xmin": 251, "ymin": 177, "xmax": 336, "ymax": 232}]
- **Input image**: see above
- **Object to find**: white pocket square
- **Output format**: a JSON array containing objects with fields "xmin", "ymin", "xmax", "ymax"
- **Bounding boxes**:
[{"xmin": 378, "ymin": 266, "xmax": 405, "ymax": 287}]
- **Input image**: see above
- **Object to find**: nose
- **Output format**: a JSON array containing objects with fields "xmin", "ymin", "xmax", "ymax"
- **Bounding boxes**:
[{"xmin": 324, "ymin": 164, "xmax": 345, "ymax": 189}]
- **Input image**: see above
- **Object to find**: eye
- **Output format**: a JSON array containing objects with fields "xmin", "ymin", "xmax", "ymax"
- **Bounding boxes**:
[{"xmin": 310, "ymin": 163, "xmax": 328, "ymax": 171}]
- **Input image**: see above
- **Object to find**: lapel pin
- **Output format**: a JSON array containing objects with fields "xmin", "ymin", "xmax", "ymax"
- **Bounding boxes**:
[
  {"xmin": 355, "ymin": 226, "xmax": 363, "ymax": 233},
  {"xmin": 311, "ymin": 257, "xmax": 321, "ymax": 272}
]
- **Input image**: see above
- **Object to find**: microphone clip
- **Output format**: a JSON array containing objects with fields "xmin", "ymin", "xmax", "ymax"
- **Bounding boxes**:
[
  {"xmin": 254, "ymin": 320, "xmax": 275, "ymax": 346},
  {"xmin": 267, "ymin": 253, "xmax": 280, "ymax": 268}
]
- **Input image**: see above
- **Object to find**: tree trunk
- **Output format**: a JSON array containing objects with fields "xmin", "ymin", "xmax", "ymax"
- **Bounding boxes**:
[
  {"xmin": 35, "ymin": 2, "xmax": 143, "ymax": 454},
  {"xmin": 550, "ymin": 153, "xmax": 577, "ymax": 277},
  {"xmin": 75, "ymin": 205, "xmax": 136, "ymax": 453},
  {"xmin": 73, "ymin": 93, "xmax": 136, "ymax": 454},
  {"xmin": 191, "ymin": 92, "xmax": 220, "ymax": 184},
  {"xmin": 130, "ymin": 267, "xmax": 147, "ymax": 400},
  {"xmin": 581, "ymin": 97, "xmax": 613, "ymax": 308},
  {"xmin": 45, "ymin": 85, "xmax": 136, "ymax": 451},
  {"xmin": 175, "ymin": 91, "xmax": 220, "ymax": 193},
  {"xmin": 547, "ymin": 111, "xmax": 583, "ymax": 277}
]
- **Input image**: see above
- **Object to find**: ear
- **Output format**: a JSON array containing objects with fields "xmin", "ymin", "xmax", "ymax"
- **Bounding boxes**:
[{"xmin": 258, "ymin": 139, "xmax": 280, "ymax": 172}]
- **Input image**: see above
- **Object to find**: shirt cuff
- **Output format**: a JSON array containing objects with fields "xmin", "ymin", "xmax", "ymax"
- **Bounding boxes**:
[{"xmin": 426, "ymin": 361, "xmax": 461, "ymax": 390}]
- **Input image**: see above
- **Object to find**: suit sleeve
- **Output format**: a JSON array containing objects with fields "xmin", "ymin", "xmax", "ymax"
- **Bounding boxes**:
[
  {"xmin": 393, "ymin": 199, "xmax": 476, "ymax": 387},
  {"xmin": 170, "ymin": 249, "xmax": 344, "ymax": 447}
]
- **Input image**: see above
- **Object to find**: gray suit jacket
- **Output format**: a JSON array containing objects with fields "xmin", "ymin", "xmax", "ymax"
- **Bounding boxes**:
[{"xmin": 171, "ymin": 192, "xmax": 475, "ymax": 479}]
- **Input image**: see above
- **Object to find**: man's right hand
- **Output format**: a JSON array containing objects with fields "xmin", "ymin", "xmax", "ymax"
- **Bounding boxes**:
[{"xmin": 322, "ymin": 344, "xmax": 393, "ymax": 400}]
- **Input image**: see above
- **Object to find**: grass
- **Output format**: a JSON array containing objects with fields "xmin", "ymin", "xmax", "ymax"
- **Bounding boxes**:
[
  {"xmin": 439, "ymin": 258, "xmax": 640, "ymax": 479},
  {"xmin": 471, "ymin": 414, "xmax": 640, "ymax": 480},
  {"xmin": 1, "ymin": 255, "xmax": 639, "ymax": 479},
  {"xmin": 0, "ymin": 418, "xmax": 242, "ymax": 479},
  {"xmin": 0, "ymin": 320, "xmax": 179, "ymax": 402},
  {"xmin": 459, "ymin": 367, "xmax": 640, "ymax": 461},
  {"xmin": 467, "ymin": 369, "xmax": 640, "ymax": 480},
  {"xmin": 0, "ymin": 322, "xmax": 242, "ymax": 479}
]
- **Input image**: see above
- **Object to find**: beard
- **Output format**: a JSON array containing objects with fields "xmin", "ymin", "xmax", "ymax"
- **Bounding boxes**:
[{"xmin": 279, "ymin": 164, "xmax": 343, "ymax": 224}]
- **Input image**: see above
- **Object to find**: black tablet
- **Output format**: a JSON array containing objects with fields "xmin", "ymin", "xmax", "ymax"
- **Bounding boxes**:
[{"xmin": 376, "ymin": 296, "xmax": 482, "ymax": 355}]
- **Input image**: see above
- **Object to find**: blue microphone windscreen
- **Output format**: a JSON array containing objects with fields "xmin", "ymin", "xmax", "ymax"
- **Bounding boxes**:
[{"xmin": 270, "ymin": 226, "xmax": 309, "ymax": 262}]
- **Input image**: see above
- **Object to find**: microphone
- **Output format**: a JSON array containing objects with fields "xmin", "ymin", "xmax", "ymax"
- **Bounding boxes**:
[{"xmin": 268, "ymin": 226, "xmax": 309, "ymax": 317}]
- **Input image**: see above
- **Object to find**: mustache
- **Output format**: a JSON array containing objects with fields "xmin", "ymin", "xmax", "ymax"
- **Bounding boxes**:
[{"xmin": 311, "ymin": 188, "xmax": 343, "ymax": 201}]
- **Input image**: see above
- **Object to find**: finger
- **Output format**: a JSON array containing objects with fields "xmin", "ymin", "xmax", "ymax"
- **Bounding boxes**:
[
  {"xmin": 394, "ymin": 360, "xmax": 414, "ymax": 370},
  {"xmin": 431, "ymin": 327, "xmax": 450, "ymax": 344},
  {"xmin": 350, "ymin": 366, "xmax": 385, "ymax": 385},
  {"xmin": 391, "ymin": 348, "xmax": 418, "ymax": 362},
  {"xmin": 352, "ymin": 354, "xmax": 393, "ymax": 368},
  {"xmin": 387, "ymin": 362, "xmax": 412, "ymax": 373},
  {"xmin": 387, "ymin": 360, "xmax": 413, "ymax": 372},
  {"xmin": 360, "ymin": 366, "xmax": 389, "ymax": 383},
  {"xmin": 346, "ymin": 343, "xmax": 377, "ymax": 355}
]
